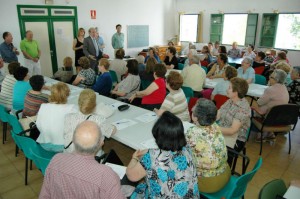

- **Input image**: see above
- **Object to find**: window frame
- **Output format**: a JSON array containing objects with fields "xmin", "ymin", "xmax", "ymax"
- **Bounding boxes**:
[{"xmin": 179, "ymin": 13, "xmax": 201, "ymax": 43}]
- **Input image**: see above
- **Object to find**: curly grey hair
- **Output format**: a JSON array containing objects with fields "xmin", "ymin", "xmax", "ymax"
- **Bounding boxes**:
[
  {"xmin": 192, "ymin": 98, "xmax": 217, "ymax": 126},
  {"xmin": 272, "ymin": 69, "xmax": 287, "ymax": 84},
  {"xmin": 243, "ymin": 56, "xmax": 253, "ymax": 67}
]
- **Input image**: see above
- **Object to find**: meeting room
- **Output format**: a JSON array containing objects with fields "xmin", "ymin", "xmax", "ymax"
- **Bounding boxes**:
[{"xmin": 0, "ymin": 0, "xmax": 300, "ymax": 198}]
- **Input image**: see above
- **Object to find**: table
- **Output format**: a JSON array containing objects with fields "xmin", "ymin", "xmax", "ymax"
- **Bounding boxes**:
[
  {"xmin": 108, "ymin": 57, "xmax": 135, "ymax": 62},
  {"xmin": 284, "ymin": 185, "xmax": 300, "ymax": 199},
  {"xmin": 228, "ymin": 57, "xmax": 243, "ymax": 65}
]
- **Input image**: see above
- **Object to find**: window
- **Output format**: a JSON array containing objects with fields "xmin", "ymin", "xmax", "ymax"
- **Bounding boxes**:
[
  {"xmin": 179, "ymin": 14, "xmax": 199, "ymax": 42},
  {"xmin": 210, "ymin": 14, "xmax": 258, "ymax": 46},
  {"xmin": 260, "ymin": 13, "xmax": 300, "ymax": 50}
]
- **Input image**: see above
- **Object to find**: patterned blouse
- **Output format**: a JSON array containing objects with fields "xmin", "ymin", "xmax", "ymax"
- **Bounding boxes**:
[
  {"xmin": 78, "ymin": 68, "xmax": 96, "ymax": 88},
  {"xmin": 287, "ymin": 79, "xmax": 300, "ymax": 106},
  {"xmin": 186, "ymin": 123, "xmax": 228, "ymax": 178},
  {"xmin": 131, "ymin": 147, "xmax": 199, "ymax": 199}
]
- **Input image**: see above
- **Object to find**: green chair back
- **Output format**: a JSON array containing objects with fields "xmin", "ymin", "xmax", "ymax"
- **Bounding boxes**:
[
  {"xmin": 0, "ymin": 105, "xmax": 8, "ymax": 123},
  {"xmin": 141, "ymin": 79, "xmax": 152, "ymax": 90},
  {"xmin": 255, "ymin": 74, "xmax": 267, "ymax": 85},
  {"xmin": 181, "ymin": 86, "xmax": 194, "ymax": 103},
  {"xmin": 178, "ymin": 63, "xmax": 184, "ymax": 70},
  {"xmin": 229, "ymin": 62, "xmax": 236, "ymax": 67},
  {"xmin": 31, "ymin": 147, "xmax": 56, "ymax": 175},
  {"xmin": 109, "ymin": 70, "xmax": 118, "ymax": 86},
  {"xmin": 201, "ymin": 66, "xmax": 208, "ymax": 74},
  {"xmin": 259, "ymin": 179, "xmax": 287, "ymax": 199},
  {"xmin": 7, "ymin": 114, "xmax": 24, "ymax": 151}
]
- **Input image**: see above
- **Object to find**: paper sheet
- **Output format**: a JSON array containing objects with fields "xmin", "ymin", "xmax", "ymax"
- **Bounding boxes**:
[
  {"xmin": 112, "ymin": 119, "xmax": 137, "ymax": 130},
  {"xmin": 135, "ymin": 112, "xmax": 158, "ymax": 123},
  {"xmin": 105, "ymin": 163, "xmax": 127, "ymax": 179},
  {"xmin": 140, "ymin": 138, "xmax": 158, "ymax": 149}
]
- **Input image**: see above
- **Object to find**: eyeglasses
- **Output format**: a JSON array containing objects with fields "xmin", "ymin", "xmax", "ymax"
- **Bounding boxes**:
[{"xmin": 270, "ymin": 76, "xmax": 275, "ymax": 80}]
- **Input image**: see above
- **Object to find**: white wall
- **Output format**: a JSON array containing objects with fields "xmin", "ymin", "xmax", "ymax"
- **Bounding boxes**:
[
  {"xmin": 0, "ymin": 0, "xmax": 176, "ymax": 66},
  {"xmin": 175, "ymin": 0, "xmax": 300, "ymax": 66}
]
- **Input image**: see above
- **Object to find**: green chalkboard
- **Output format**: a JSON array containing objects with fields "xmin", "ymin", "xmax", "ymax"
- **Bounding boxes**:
[{"xmin": 127, "ymin": 25, "xmax": 149, "ymax": 48}]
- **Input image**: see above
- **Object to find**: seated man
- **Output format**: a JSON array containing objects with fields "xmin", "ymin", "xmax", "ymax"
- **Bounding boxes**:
[
  {"xmin": 39, "ymin": 121, "xmax": 124, "ymax": 199},
  {"xmin": 227, "ymin": 41, "xmax": 241, "ymax": 58}
]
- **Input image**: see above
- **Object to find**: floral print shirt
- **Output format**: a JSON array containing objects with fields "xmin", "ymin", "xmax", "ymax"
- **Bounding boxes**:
[
  {"xmin": 287, "ymin": 79, "xmax": 300, "ymax": 106},
  {"xmin": 131, "ymin": 147, "xmax": 199, "ymax": 199},
  {"xmin": 186, "ymin": 123, "xmax": 228, "ymax": 178}
]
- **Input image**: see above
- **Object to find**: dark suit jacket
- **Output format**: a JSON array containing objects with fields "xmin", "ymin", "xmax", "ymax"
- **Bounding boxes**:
[{"xmin": 83, "ymin": 36, "xmax": 102, "ymax": 70}]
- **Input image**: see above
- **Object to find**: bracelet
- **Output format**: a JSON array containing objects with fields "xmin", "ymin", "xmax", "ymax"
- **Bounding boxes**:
[{"xmin": 132, "ymin": 157, "xmax": 139, "ymax": 162}]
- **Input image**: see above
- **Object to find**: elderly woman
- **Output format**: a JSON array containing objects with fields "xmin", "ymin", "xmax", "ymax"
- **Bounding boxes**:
[
  {"xmin": 186, "ymin": 98, "xmax": 230, "ymax": 193},
  {"xmin": 136, "ymin": 55, "xmax": 145, "ymax": 73},
  {"xmin": 110, "ymin": 49, "xmax": 127, "ymax": 82},
  {"xmin": 126, "ymin": 111, "xmax": 199, "ymax": 198},
  {"xmin": 53, "ymin": 56, "xmax": 74, "ymax": 83},
  {"xmin": 252, "ymin": 51, "xmax": 266, "ymax": 68},
  {"xmin": 129, "ymin": 64, "xmax": 166, "ymax": 110},
  {"xmin": 243, "ymin": 44, "xmax": 256, "ymax": 59},
  {"xmin": 0, "ymin": 62, "xmax": 19, "ymax": 109},
  {"xmin": 154, "ymin": 71, "xmax": 190, "ymax": 122},
  {"xmin": 139, "ymin": 57, "xmax": 157, "ymax": 83},
  {"xmin": 271, "ymin": 51, "xmax": 289, "ymax": 69},
  {"xmin": 287, "ymin": 66, "xmax": 300, "ymax": 105},
  {"xmin": 207, "ymin": 53, "xmax": 229, "ymax": 79},
  {"xmin": 276, "ymin": 62, "xmax": 292, "ymax": 85},
  {"xmin": 183, "ymin": 49, "xmax": 198, "ymax": 68},
  {"xmin": 211, "ymin": 66, "xmax": 237, "ymax": 100},
  {"xmin": 201, "ymin": 45, "xmax": 213, "ymax": 65},
  {"xmin": 237, "ymin": 56, "xmax": 255, "ymax": 84},
  {"xmin": 72, "ymin": 56, "xmax": 96, "ymax": 88},
  {"xmin": 111, "ymin": 59, "xmax": 141, "ymax": 101},
  {"xmin": 217, "ymin": 77, "xmax": 251, "ymax": 152},
  {"xmin": 252, "ymin": 69, "xmax": 289, "ymax": 141},
  {"xmin": 36, "ymin": 82, "xmax": 77, "ymax": 152},
  {"xmin": 164, "ymin": 46, "xmax": 178, "ymax": 69},
  {"xmin": 145, "ymin": 47, "xmax": 160, "ymax": 63},
  {"xmin": 64, "ymin": 89, "xmax": 116, "ymax": 154},
  {"xmin": 92, "ymin": 58, "xmax": 113, "ymax": 97}
]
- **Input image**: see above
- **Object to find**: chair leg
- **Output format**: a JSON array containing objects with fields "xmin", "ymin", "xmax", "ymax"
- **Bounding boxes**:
[
  {"xmin": 259, "ymin": 131, "xmax": 263, "ymax": 155},
  {"xmin": 3, "ymin": 122, "xmax": 7, "ymax": 144},
  {"xmin": 30, "ymin": 160, "xmax": 33, "ymax": 170},
  {"xmin": 242, "ymin": 148, "xmax": 246, "ymax": 174},
  {"xmin": 25, "ymin": 157, "xmax": 28, "ymax": 185},
  {"xmin": 288, "ymin": 131, "xmax": 291, "ymax": 154},
  {"xmin": 15, "ymin": 145, "xmax": 19, "ymax": 157}
]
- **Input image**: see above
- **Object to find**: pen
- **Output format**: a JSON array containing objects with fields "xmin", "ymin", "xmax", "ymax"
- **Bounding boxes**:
[{"xmin": 116, "ymin": 121, "xmax": 129, "ymax": 124}]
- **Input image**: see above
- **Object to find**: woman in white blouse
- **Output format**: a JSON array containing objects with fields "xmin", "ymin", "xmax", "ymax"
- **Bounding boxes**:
[
  {"xmin": 36, "ymin": 82, "xmax": 77, "ymax": 152},
  {"xmin": 64, "ymin": 89, "xmax": 116, "ymax": 155}
]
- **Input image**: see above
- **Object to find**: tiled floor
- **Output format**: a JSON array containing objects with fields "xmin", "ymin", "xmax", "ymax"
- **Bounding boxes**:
[{"xmin": 0, "ymin": 119, "xmax": 300, "ymax": 199}]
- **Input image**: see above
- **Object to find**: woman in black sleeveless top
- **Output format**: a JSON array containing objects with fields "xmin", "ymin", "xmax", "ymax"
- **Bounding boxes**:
[{"xmin": 72, "ymin": 28, "xmax": 85, "ymax": 73}]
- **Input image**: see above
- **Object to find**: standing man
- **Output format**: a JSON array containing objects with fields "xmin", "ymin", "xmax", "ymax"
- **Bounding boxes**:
[
  {"xmin": 83, "ymin": 27, "xmax": 102, "ymax": 73},
  {"xmin": 95, "ymin": 27, "xmax": 105, "ymax": 53},
  {"xmin": 111, "ymin": 24, "xmax": 124, "ymax": 57},
  {"xmin": 0, "ymin": 32, "xmax": 19, "ymax": 75},
  {"xmin": 20, "ymin": 30, "xmax": 41, "ymax": 76}
]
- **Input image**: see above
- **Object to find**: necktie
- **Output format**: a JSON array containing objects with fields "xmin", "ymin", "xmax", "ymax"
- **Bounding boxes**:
[{"xmin": 93, "ymin": 38, "xmax": 99, "ymax": 57}]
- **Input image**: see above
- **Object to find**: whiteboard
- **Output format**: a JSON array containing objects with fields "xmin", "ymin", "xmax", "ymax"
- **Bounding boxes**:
[{"xmin": 127, "ymin": 25, "xmax": 149, "ymax": 48}]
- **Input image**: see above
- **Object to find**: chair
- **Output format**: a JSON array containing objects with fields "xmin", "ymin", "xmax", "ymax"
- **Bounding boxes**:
[
  {"xmin": 140, "ymin": 79, "xmax": 152, "ymax": 90},
  {"xmin": 254, "ymin": 66, "xmax": 265, "ymax": 75},
  {"xmin": 255, "ymin": 74, "xmax": 267, "ymax": 85},
  {"xmin": 227, "ymin": 147, "xmax": 250, "ymax": 176},
  {"xmin": 31, "ymin": 148, "xmax": 56, "ymax": 175},
  {"xmin": 109, "ymin": 70, "xmax": 118, "ymax": 86},
  {"xmin": 252, "ymin": 104, "xmax": 300, "ymax": 155},
  {"xmin": 200, "ymin": 157, "xmax": 263, "ymax": 199},
  {"xmin": 0, "ymin": 105, "xmax": 9, "ymax": 144},
  {"xmin": 181, "ymin": 86, "xmax": 194, "ymax": 103},
  {"xmin": 7, "ymin": 114, "xmax": 24, "ymax": 157},
  {"xmin": 228, "ymin": 62, "xmax": 236, "ymax": 68},
  {"xmin": 178, "ymin": 63, "xmax": 184, "ymax": 70},
  {"xmin": 214, "ymin": 94, "xmax": 229, "ymax": 109},
  {"xmin": 188, "ymin": 97, "xmax": 198, "ymax": 119},
  {"xmin": 201, "ymin": 66, "xmax": 208, "ymax": 74},
  {"xmin": 259, "ymin": 179, "xmax": 287, "ymax": 199}
]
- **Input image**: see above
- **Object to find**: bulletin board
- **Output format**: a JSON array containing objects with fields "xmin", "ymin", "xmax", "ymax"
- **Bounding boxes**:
[{"xmin": 127, "ymin": 25, "xmax": 149, "ymax": 48}]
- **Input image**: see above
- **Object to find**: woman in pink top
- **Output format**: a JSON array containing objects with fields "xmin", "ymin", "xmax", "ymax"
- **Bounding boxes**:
[
  {"xmin": 252, "ymin": 69, "xmax": 289, "ymax": 141},
  {"xmin": 129, "ymin": 64, "xmax": 166, "ymax": 110}
]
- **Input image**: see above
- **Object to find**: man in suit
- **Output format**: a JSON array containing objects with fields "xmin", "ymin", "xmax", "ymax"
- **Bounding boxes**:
[{"xmin": 83, "ymin": 27, "xmax": 102, "ymax": 73}]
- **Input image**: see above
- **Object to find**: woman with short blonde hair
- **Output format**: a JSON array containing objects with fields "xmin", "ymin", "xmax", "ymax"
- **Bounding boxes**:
[{"xmin": 49, "ymin": 82, "xmax": 70, "ymax": 104}]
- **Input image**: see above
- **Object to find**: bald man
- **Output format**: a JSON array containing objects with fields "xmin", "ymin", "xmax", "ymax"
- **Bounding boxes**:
[{"xmin": 39, "ymin": 121, "xmax": 124, "ymax": 199}]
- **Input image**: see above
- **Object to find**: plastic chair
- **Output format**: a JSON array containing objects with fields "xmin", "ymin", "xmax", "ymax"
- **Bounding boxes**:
[
  {"xmin": 188, "ymin": 97, "xmax": 198, "ymax": 119},
  {"xmin": 214, "ymin": 94, "xmax": 229, "ymax": 110},
  {"xmin": 0, "ymin": 105, "xmax": 9, "ymax": 144},
  {"xmin": 201, "ymin": 66, "xmax": 208, "ymax": 74},
  {"xmin": 254, "ymin": 66, "xmax": 265, "ymax": 75},
  {"xmin": 109, "ymin": 70, "xmax": 118, "ymax": 86},
  {"xmin": 178, "ymin": 63, "xmax": 184, "ymax": 70},
  {"xmin": 252, "ymin": 104, "xmax": 300, "ymax": 155},
  {"xmin": 7, "ymin": 114, "xmax": 24, "ymax": 157},
  {"xmin": 228, "ymin": 62, "xmax": 236, "ymax": 68},
  {"xmin": 181, "ymin": 86, "xmax": 194, "ymax": 103},
  {"xmin": 227, "ymin": 147, "xmax": 250, "ymax": 176},
  {"xmin": 259, "ymin": 179, "xmax": 287, "ymax": 199},
  {"xmin": 31, "ymin": 148, "xmax": 56, "ymax": 175},
  {"xmin": 255, "ymin": 74, "xmax": 267, "ymax": 85},
  {"xmin": 200, "ymin": 157, "xmax": 263, "ymax": 199}
]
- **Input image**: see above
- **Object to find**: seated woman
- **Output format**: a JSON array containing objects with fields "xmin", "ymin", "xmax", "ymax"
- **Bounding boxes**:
[
  {"xmin": 12, "ymin": 66, "xmax": 31, "ymax": 111},
  {"xmin": 252, "ymin": 69, "xmax": 289, "ymax": 141},
  {"xmin": 111, "ymin": 59, "xmax": 140, "ymax": 101},
  {"xmin": 164, "ymin": 46, "xmax": 178, "ymax": 69},
  {"xmin": 252, "ymin": 51, "xmax": 266, "ymax": 68},
  {"xmin": 270, "ymin": 51, "xmax": 288, "ymax": 69},
  {"xmin": 126, "ymin": 111, "xmax": 199, "ymax": 198},
  {"xmin": 129, "ymin": 64, "xmax": 166, "ymax": 111},
  {"xmin": 207, "ymin": 53, "xmax": 229, "ymax": 79},
  {"xmin": 92, "ymin": 58, "xmax": 112, "ymax": 97},
  {"xmin": 276, "ymin": 62, "xmax": 292, "ymax": 85},
  {"xmin": 287, "ymin": 66, "xmax": 300, "ymax": 106},
  {"xmin": 64, "ymin": 89, "xmax": 116, "ymax": 154},
  {"xmin": 36, "ymin": 82, "xmax": 77, "ymax": 152},
  {"xmin": 53, "ymin": 56, "xmax": 74, "ymax": 83},
  {"xmin": 218, "ymin": 77, "xmax": 251, "ymax": 152},
  {"xmin": 237, "ymin": 56, "xmax": 255, "ymax": 83},
  {"xmin": 110, "ymin": 49, "xmax": 127, "ymax": 82},
  {"xmin": 201, "ymin": 45, "xmax": 213, "ymax": 66},
  {"xmin": 139, "ymin": 57, "xmax": 157, "ymax": 83},
  {"xmin": 23, "ymin": 75, "xmax": 49, "ymax": 118},
  {"xmin": 72, "ymin": 56, "xmax": 96, "ymax": 88},
  {"xmin": 211, "ymin": 66, "xmax": 237, "ymax": 100},
  {"xmin": 136, "ymin": 55, "xmax": 145, "ymax": 73},
  {"xmin": 144, "ymin": 47, "xmax": 160, "ymax": 63},
  {"xmin": 0, "ymin": 62, "xmax": 19, "ymax": 110},
  {"xmin": 243, "ymin": 44, "xmax": 256, "ymax": 59},
  {"xmin": 187, "ymin": 98, "xmax": 230, "ymax": 193},
  {"xmin": 154, "ymin": 71, "xmax": 190, "ymax": 122}
]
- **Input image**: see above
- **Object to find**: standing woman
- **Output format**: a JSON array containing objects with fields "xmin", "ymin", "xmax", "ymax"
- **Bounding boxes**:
[{"xmin": 73, "ymin": 28, "xmax": 85, "ymax": 73}]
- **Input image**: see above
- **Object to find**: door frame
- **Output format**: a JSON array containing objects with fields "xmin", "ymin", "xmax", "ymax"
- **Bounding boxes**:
[{"xmin": 17, "ymin": 5, "xmax": 78, "ymax": 73}]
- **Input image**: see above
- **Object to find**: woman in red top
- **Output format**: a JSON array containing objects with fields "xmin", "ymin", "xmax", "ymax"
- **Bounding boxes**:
[{"xmin": 129, "ymin": 64, "xmax": 166, "ymax": 110}]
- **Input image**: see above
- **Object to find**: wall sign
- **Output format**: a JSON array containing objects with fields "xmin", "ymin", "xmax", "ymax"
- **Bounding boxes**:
[{"xmin": 91, "ymin": 10, "xmax": 96, "ymax": 19}]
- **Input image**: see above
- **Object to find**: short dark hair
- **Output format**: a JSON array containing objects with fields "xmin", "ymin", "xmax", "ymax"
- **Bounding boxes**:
[
  {"xmin": 2, "ymin": 32, "xmax": 9, "ymax": 40},
  {"xmin": 78, "ymin": 57, "xmax": 90, "ymax": 69},
  {"xmin": 230, "ymin": 77, "xmax": 249, "ymax": 99},
  {"xmin": 257, "ymin": 51, "xmax": 266, "ymax": 60},
  {"xmin": 127, "ymin": 59, "xmax": 139, "ymax": 75},
  {"xmin": 29, "ymin": 75, "xmax": 44, "ymax": 91},
  {"xmin": 167, "ymin": 71, "xmax": 183, "ymax": 90},
  {"xmin": 248, "ymin": 44, "xmax": 254, "ymax": 51},
  {"xmin": 193, "ymin": 98, "xmax": 217, "ymax": 126},
  {"xmin": 168, "ymin": 46, "xmax": 176, "ymax": 56},
  {"xmin": 152, "ymin": 111, "xmax": 187, "ymax": 151},
  {"xmin": 215, "ymin": 41, "xmax": 220, "ymax": 45},
  {"xmin": 116, "ymin": 49, "xmax": 125, "ymax": 59},
  {"xmin": 218, "ymin": 53, "xmax": 228, "ymax": 64},
  {"xmin": 116, "ymin": 24, "xmax": 122, "ymax": 29},
  {"xmin": 13, "ymin": 66, "xmax": 28, "ymax": 81},
  {"xmin": 225, "ymin": 66, "xmax": 237, "ymax": 80},
  {"xmin": 219, "ymin": 46, "xmax": 227, "ymax": 54},
  {"xmin": 208, "ymin": 42, "xmax": 213, "ymax": 45},
  {"xmin": 277, "ymin": 51, "xmax": 287, "ymax": 60},
  {"xmin": 154, "ymin": 64, "xmax": 166, "ymax": 78},
  {"xmin": 8, "ymin": 62, "xmax": 20, "ymax": 75}
]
